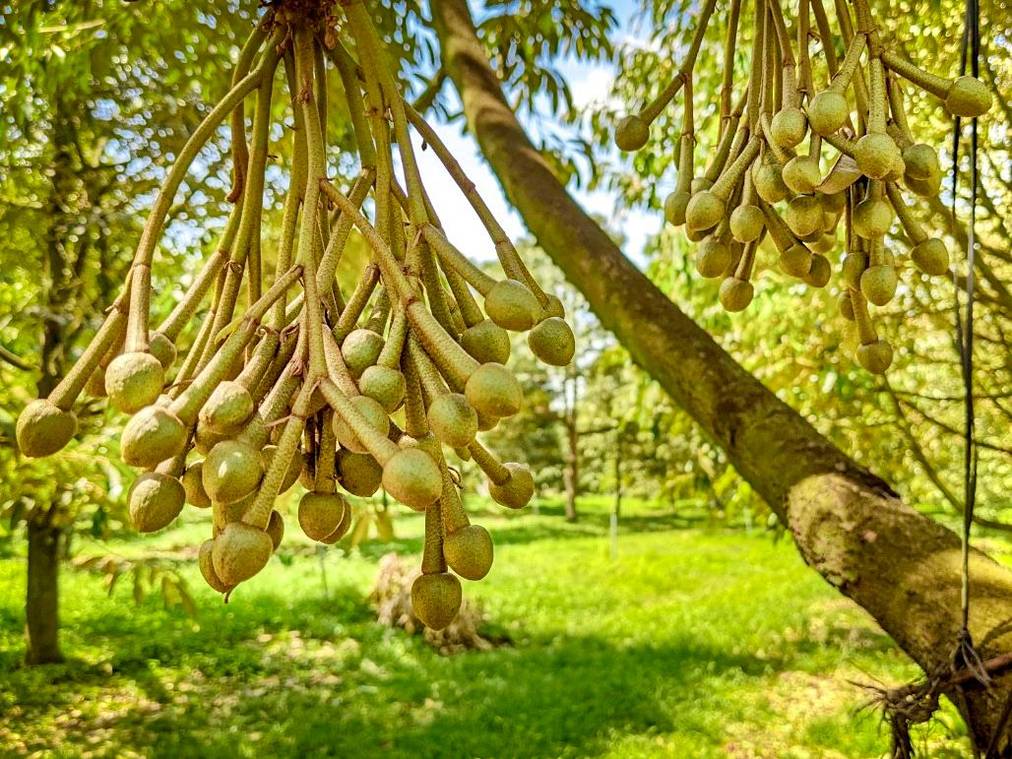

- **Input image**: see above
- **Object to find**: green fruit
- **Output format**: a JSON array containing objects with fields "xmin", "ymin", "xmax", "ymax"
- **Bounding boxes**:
[
  {"xmin": 333, "ymin": 394, "xmax": 390, "ymax": 454},
  {"xmin": 266, "ymin": 510, "xmax": 284, "ymax": 551},
  {"xmin": 485, "ymin": 279, "xmax": 540, "ymax": 332},
  {"xmin": 128, "ymin": 472, "xmax": 185, "ymax": 533},
  {"xmin": 105, "ymin": 351, "xmax": 165, "ymax": 413},
  {"xmin": 911, "ymin": 238, "xmax": 949, "ymax": 276},
  {"xmin": 803, "ymin": 254, "xmax": 831, "ymax": 288},
  {"xmin": 428, "ymin": 393, "xmax": 478, "ymax": 449},
  {"xmin": 460, "ymin": 319, "xmax": 511, "ymax": 364},
  {"xmin": 718, "ymin": 277, "xmax": 754, "ymax": 312},
  {"xmin": 212, "ymin": 522, "xmax": 273, "ymax": 586},
  {"xmin": 488, "ymin": 462, "xmax": 535, "ymax": 509},
  {"xmin": 341, "ymin": 328, "xmax": 384, "ymax": 378},
  {"xmin": 199, "ymin": 539, "xmax": 233, "ymax": 594},
  {"xmin": 320, "ymin": 501, "xmax": 352, "ymax": 544},
  {"xmin": 857, "ymin": 339, "xmax": 893, "ymax": 374},
  {"xmin": 695, "ymin": 237, "xmax": 731, "ymax": 279},
  {"xmin": 212, "ymin": 491, "xmax": 254, "ymax": 532},
  {"xmin": 729, "ymin": 204, "xmax": 764, "ymax": 243},
  {"xmin": 298, "ymin": 491, "xmax": 347, "ymax": 542},
  {"xmin": 444, "ymin": 524, "xmax": 494, "ymax": 581},
  {"xmin": 860, "ymin": 265, "xmax": 898, "ymax": 306},
  {"xmin": 614, "ymin": 114, "xmax": 649, "ymax": 151},
  {"xmin": 464, "ymin": 363, "xmax": 522, "ymax": 418},
  {"xmin": 16, "ymin": 399, "xmax": 77, "ymax": 458},
  {"xmin": 905, "ymin": 171, "xmax": 941, "ymax": 198},
  {"xmin": 838, "ymin": 292, "xmax": 856, "ymax": 321},
  {"xmin": 539, "ymin": 293, "xmax": 565, "ymax": 320},
  {"xmin": 664, "ymin": 190, "xmax": 691, "ymax": 226},
  {"xmin": 148, "ymin": 332, "xmax": 177, "ymax": 371},
  {"xmin": 382, "ymin": 448, "xmax": 442, "ymax": 511},
  {"xmin": 782, "ymin": 156, "xmax": 821, "ymax": 195},
  {"xmin": 358, "ymin": 365, "xmax": 406, "ymax": 413},
  {"xmin": 199, "ymin": 381, "xmax": 254, "ymax": 436},
  {"xmin": 752, "ymin": 158, "xmax": 790, "ymax": 203},
  {"xmin": 810, "ymin": 234, "xmax": 836, "ymax": 255},
  {"xmin": 854, "ymin": 133, "xmax": 901, "ymax": 180},
  {"xmin": 685, "ymin": 191, "xmax": 724, "ymax": 233},
  {"xmin": 807, "ymin": 90, "xmax": 849, "ymax": 135},
  {"xmin": 182, "ymin": 461, "xmax": 211, "ymax": 508},
  {"xmin": 337, "ymin": 450, "xmax": 383, "ymax": 497},
  {"xmin": 902, "ymin": 144, "xmax": 939, "ymax": 182},
  {"xmin": 785, "ymin": 195, "xmax": 824, "ymax": 238},
  {"xmin": 770, "ymin": 106, "xmax": 808, "ymax": 148},
  {"xmin": 121, "ymin": 406, "xmax": 186, "ymax": 468},
  {"xmin": 779, "ymin": 244, "xmax": 813, "ymax": 278},
  {"xmin": 853, "ymin": 198, "xmax": 894, "ymax": 238},
  {"xmin": 411, "ymin": 572, "xmax": 462, "ymax": 630},
  {"xmin": 945, "ymin": 76, "xmax": 990, "ymax": 117},
  {"xmin": 194, "ymin": 418, "xmax": 229, "ymax": 455},
  {"xmin": 202, "ymin": 440, "xmax": 263, "ymax": 504},
  {"xmin": 527, "ymin": 317, "xmax": 575, "ymax": 366}
]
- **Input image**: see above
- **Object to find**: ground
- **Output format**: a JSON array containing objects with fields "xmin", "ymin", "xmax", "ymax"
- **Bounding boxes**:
[{"xmin": 0, "ymin": 496, "xmax": 974, "ymax": 758}]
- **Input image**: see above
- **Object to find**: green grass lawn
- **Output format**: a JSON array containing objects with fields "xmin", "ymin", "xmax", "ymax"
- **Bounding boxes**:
[{"xmin": 0, "ymin": 495, "xmax": 971, "ymax": 758}]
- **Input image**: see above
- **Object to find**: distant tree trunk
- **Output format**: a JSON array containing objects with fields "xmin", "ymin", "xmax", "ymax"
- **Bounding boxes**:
[
  {"xmin": 25, "ymin": 518, "xmax": 63, "ymax": 665},
  {"xmin": 561, "ymin": 370, "xmax": 579, "ymax": 522},
  {"xmin": 23, "ymin": 87, "xmax": 77, "ymax": 666},
  {"xmin": 431, "ymin": 0, "xmax": 1012, "ymax": 748}
]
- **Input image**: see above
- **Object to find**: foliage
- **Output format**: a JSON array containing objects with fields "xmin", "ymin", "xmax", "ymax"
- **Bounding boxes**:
[{"xmin": 0, "ymin": 501, "xmax": 978, "ymax": 757}]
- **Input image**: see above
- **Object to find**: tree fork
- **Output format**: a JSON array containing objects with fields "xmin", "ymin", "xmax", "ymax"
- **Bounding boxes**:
[{"xmin": 430, "ymin": 0, "xmax": 1012, "ymax": 748}]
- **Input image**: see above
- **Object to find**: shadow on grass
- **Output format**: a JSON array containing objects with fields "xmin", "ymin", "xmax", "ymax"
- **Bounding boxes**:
[{"xmin": 2, "ymin": 586, "xmax": 780, "ymax": 758}]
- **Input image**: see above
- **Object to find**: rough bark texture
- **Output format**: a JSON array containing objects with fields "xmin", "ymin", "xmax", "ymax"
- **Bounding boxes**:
[
  {"xmin": 431, "ymin": 0, "xmax": 1012, "ymax": 749},
  {"xmin": 25, "ymin": 520, "xmax": 63, "ymax": 665}
]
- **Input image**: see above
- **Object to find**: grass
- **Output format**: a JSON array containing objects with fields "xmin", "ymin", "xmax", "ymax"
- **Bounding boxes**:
[{"xmin": 0, "ymin": 495, "xmax": 972, "ymax": 758}]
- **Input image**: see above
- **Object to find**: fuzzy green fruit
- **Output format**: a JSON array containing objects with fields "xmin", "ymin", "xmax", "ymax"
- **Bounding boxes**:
[
  {"xmin": 358, "ymin": 365, "xmax": 406, "ymax": 413},
  {"xmin": 16, "ymin": 399, "xmax": 77, "ymax": 458},
  {"xmin": 695, "ymin": 238, "xmax": 731, "ymax": 279},
  {"xmin": 428, "ymin": 393, "xmax": 479, "ymax": 449},
  {"xmin": 488, "ymin": 462, "xmax": 535, "ymax": 510},
  {"xmin": 444, "ymin": 524, "xmax": 494, "ymax": 581},
  {"xmin": 128, "ymin": 471, "xmax": 184, "ymax": 533},
  {"xmin": 718, "ymin": 277, "xmax": 754, "ymax": 312},
  {"xmin": 382, "ymin": 448, "xmax": 442, "ymax": 511},
  {"xmin": 484, "ymin": 279, "xmax": 540, "ymax": 332},
  {"xmin": 464, "ymin": 363, "xmax": 522, "ymax": 418},
  {"xmin": 212, "ymin": 522, "xmax": 273, "ymax": 587},
  {"xmin": 105, "ymin": 351, "xmax": 164, "ymax": 413},
  {"xmin": 527, "ymin": 317, "xmax": 575, "ymax": 366},
  {"xmin": 460, "ymin": 319, "xmax": 511, "ymax": 365},
  {"xmin": 614, "ymin": 114, "xmax": 649, "ymax": 151},
  {"xmin": 341, "ymin": 328, "xmax": 384, "ymax": 378},
  {"xmin": 202, "ymin": 440, "xmax": 263, "ymax": 505},
  {"xmin": 411, "ymin": 572, "xmax": 462, "ymax": 630},
  {"xmin": 120, "ymin": 405, "xmax": 186, "ymax": 468}
]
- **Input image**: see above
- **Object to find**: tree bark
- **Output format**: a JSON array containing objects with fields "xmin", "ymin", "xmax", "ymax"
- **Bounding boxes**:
[
  {"xmin": 25, "ymin": 519, "xmax": 63, "ymax": 665},
  {"xmin": 562, "ymin": 374, "xmax": 579, "ymax": 522},
  {"xmin": 430, "ymin": 0, "xmax": 1012, "ymax": 749}
]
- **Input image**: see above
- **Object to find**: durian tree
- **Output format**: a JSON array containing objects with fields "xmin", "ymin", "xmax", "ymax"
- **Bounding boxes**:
[
  {"xmin": 0, "ymin": 0, "xmax": 265, "ymax": 663},
  {"xmin": 428, "ymin": 0, "xmax": 1012, "ymax": 748}
]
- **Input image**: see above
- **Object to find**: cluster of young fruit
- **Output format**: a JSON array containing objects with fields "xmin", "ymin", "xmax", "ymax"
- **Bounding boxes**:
[
  {"xmin": 15, "ymin": 0, "xmax": 574, "ymax": 629},
  {"xmin": 614, "ymin": 0, "xmax": 989, "ymax": 373}
]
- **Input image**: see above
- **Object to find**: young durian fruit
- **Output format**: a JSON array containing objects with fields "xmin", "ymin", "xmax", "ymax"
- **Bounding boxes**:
[
  {"xmin": 105, "ymin": 352, "xmax": 165, "ymax": 414},
  {"xmin": 202, "ymin": 439, "xmax": 264, "ymax": 505},
  {"xmin": 128, "ymin": 468, "xmax": 185, "ymax": 533},
  {"xmin": 211, "ymin": 521, "xmax": 274, "ymax": 587},
  {"xmin": 16, "ymin": 399, "xmax": 78, "ymax": 458},
  {"xmin": 337, "ymin": 450, "xmax": 383, "ymax": 497}
]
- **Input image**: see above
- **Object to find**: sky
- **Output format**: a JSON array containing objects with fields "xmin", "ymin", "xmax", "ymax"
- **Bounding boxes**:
[{"xmin": 410, "ymin": 0, "xmax": 658, "ymax": 269}]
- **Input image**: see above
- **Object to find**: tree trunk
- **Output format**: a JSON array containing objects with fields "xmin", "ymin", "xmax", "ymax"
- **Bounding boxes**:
[
  {"xmin": 25, "ymin": 519, "xmax": 63, "ymax": 665},
  {"xmin": 562, "ymin": 391, "xmax": 579, "ymax": 522},
  {"xmin": 430, "ymin": 0, "xmax": 1012, "ymax": 749}
]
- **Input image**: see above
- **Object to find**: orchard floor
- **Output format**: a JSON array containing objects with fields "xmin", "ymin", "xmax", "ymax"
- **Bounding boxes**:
[{"xmin": 0, "ymin": 496, "xmax": 975, "ymax": 758}]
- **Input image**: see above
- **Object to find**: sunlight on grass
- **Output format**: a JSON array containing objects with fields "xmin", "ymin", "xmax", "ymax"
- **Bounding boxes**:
[{"xmin": 0, "ymin": 497, "xmax": 971, "ymax": 757}]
